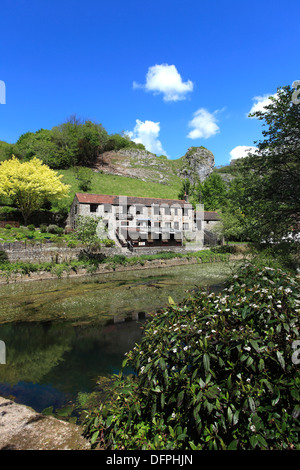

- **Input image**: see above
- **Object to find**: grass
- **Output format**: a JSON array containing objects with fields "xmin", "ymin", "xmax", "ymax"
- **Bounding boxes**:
[
  {"xmin": 0, "ymin": 225, "xmax": 77, "ymax": 245},
  {"xmin": 56, "ymin": 167, "xmax": 183, "ymax": 211}
]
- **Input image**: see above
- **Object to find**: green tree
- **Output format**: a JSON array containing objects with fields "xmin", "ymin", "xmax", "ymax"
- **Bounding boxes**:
[
  {"xmin": 0, "ymin": 157, "xmax": 70, "ymax": 225},
  {"xmin": 177, "ymin": 178, "xmax": 191, "ymax": 200},
  {"xmin": 76, "ymin": 120, "xmax": 108, "ymax": 166},
  {"xmin": 193, "ymin": 172, "xmax": 228, "ymax": 210},
  {"xmin": 74, "ymin": 166, "xmax": 94, "ymax": 192},
  {"xmin": 103, "ymin": 133, "xmax": 146, "ymax": 152},
  {"xmin": 239, "ymin": 84, "xmax": 300, "ymax": 244},
  {"xmin": 73, "ymin": 215, "xmax": 100, "ymax": 252},
  {"xmin": 0, "ymin": 140, "xmax": 13, "ymax": 162}
]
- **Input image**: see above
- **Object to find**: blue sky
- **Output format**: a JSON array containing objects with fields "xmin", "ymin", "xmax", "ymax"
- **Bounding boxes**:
[{"xmin": 0, "ymin": 0, "xmax": 299, "ymax": 166}]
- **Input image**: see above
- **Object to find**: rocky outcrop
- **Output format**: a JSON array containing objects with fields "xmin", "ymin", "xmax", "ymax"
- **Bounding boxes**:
[
  {"xmin": 179, "ymin": 147, "xmax": 215, "ymax": 184},
  {"xmin": 0, "ymin": 397, "xmax": 90, "ymax": 450},
  {"xmin": 93, "ymin": 149, "xmax": 175, "ymax": 184},
  {"xmin": 92, "ymin": 146, "xmax": 216, "ymax": 187}
]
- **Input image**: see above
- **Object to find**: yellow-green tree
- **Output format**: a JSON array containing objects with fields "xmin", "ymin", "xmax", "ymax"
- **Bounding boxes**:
[{"xmin": 0, "ymin": 156, "xmax": 70, "ymax": 224}]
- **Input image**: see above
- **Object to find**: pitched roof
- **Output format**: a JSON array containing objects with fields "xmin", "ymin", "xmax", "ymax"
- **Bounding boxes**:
[
  {"xmin": 204, "ymin": 211, "xmax": 220, "ymax": 221},
  {"xmin": 75, "ymin": 193, "xmax": 190, "ymax": 207}
]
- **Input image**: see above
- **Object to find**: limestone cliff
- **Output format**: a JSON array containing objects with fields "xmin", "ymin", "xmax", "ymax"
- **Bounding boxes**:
[
  {"xmin": 92, "ymin": 146, "xmax": 216, "ymax": 187},
  {"xmin": 179, "ymin": 147, "xmax": 215, "ymax": 184}
]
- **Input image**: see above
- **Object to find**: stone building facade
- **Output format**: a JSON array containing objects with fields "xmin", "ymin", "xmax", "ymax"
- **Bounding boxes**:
[
  {"xmin": 67, "ymin": 193, "xmax": 204, "ymax": 250},
  {"xmin": 203, "ymin": 211, "xmax": 220, "ymax": 227}
]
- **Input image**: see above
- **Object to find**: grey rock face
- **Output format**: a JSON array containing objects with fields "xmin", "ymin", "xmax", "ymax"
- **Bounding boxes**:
[
  {"xmin": 0, "ymin": 397, "xmax": 90, "ymax": 450},
  {"xmin": 180, "ymin": 147, "xmax": 215, "ymax": 184}
]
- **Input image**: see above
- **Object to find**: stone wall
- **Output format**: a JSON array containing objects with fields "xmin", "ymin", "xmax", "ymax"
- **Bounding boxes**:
[{"xmin": 0, "ymin": 241, "xmax": 208, "ymax": 264}]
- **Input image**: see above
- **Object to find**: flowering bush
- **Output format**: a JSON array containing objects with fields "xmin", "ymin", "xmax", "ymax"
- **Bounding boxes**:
[{"xmin": 84, "ymin": 263, "xmax": 300, "ymax": 450}]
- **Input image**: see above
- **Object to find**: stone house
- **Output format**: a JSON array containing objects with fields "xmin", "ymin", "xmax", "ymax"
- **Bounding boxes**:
[
  {"xmin": 67, "ymin": 193, "xmax": 204, "ymax": 249},
  {"xmin": 203, "ymin": 211, "xmax": 220, "ymax": 227}
]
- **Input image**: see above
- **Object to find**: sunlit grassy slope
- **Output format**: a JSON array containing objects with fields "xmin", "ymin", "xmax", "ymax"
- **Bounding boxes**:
[{"xmin": 57, "ymin": 167, "xmax": 183, "ymax": 209}]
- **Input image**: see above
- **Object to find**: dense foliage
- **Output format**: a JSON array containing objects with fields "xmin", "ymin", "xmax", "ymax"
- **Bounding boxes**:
[
  {"xmin": 4, "ymin": 116, "xmax": 146, "ymax": 170},
  {"xmin": 235, "ymin": 85, "xmax": 300, "ymax": 244},
  {"xmin": 0, "ymin": 157, "xmax": 70, "ymax": 224},
  {"xmin": 84, "ymin": 263, "xmax": 300, "ymax": 450}
]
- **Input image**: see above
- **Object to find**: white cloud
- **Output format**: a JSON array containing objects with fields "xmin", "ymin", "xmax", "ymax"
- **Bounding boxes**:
[
  {"xmin": 248, "ymin": 93, "xmax": 278, "ymax": 116},
  {"xmin": 133, "ymin": 64, "xmax": 194, "ymax": 102},
  {"xmin": 126, "ymin": 119, "xmax": 167, "ymax": 156},
  {"xmin": 229, "ymin": 145, "xmax": 258, "ymax": 161},
  {"xmin": 187, "ymin": 108, "xmax": 220, "ymax": 139}
]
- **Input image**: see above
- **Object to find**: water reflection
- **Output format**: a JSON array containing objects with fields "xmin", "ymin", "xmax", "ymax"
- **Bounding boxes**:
[
  {"xmin": 0, "ymin": 263, "xmax": 231, "ymax": 412},
  {"xmin": 0, "ymin": 317, "xmax": 146, "ymax": 412}
]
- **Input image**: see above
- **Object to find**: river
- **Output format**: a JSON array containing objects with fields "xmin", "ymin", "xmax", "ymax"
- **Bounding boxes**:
[{"xmin": 0, "ymin": 262, "xmax": 233, "ymax": 417}]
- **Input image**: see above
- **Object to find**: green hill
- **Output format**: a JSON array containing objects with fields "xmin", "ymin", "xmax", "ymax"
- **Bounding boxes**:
[{"xmin": 56, "ymin": 166, "xmax": 184, "ymax": 212}]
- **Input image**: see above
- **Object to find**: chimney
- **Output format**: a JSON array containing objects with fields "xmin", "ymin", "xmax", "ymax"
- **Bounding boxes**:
[{"xmin": 184, "ymin": 191, "xmax": 188, "ymax": 202}]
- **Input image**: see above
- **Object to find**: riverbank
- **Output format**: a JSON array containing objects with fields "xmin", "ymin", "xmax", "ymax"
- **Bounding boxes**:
[
  {"xmin": 0, "ymin": 397, "xmax": 90, "ymax": 450},
  {"xmin": 0, "ymin": 260, "xmax": 236, "ymax": 326},
  {"xmin": 0, "ymin": 249, "xmax": 246, "ymax": 285}
]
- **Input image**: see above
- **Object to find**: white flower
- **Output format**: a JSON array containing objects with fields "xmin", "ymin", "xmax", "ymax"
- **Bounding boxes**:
[{"xmin": 148, "ymin": 357, "xmax": 151, "ymax": 363}]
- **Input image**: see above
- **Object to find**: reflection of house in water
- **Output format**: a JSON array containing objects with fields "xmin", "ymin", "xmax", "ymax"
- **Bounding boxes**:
[{"xmin": 67, "ymin": 193, "xmax": 204, "ymax": 249}]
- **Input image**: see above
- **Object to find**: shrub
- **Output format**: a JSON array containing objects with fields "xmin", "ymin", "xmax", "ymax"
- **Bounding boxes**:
[
  {"xmin": 84, "ymin": 263, "xmax": 300, "ymax": 450},
  {"xmin": 67, "ymin": 240, "xmax": 78, "ymax": 248},
  {"xmin": 47, "ymin": 224, "xmax": 63, "ymax": 235},
  {"xmin": 5, "ymin": 224, "xmax": 12, "ymax": 230},
  {"xmin": 0, "ymin": 250, "xmax": 9, "ymax": 263},
  {"xmin": 0, "ymin": 206, "xmax": 18, "ymax": 221},
  {"xmin": 27, "ymin": 224, "xmax": 35, "ymax": 231},
  {"xmin": 102, "ymin": 238, "xmax": 115, "ymax": 247},
  {"xmin": 40, "ymin": 224, "xmax": 48, "ymax": 233},
  {"xmin": 47, "ymin": 224, "xmax": 59, "ymax": 234}
]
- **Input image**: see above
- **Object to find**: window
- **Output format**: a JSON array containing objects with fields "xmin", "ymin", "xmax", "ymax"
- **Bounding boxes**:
[
  {"xmin": 136, "ymin": 205, "xmax": 143, "ymax": 215},
  {"xmin": 104, "ymin": 204, "xmax": 112, "ymax": 213},
  {"xmin": 90, "ymin": 204, "xmax": 98, "ymax": 213},
  {"xmin": 153, "ymin": 205, "xmax": 160, "ymax": 215},
  {"xmin": 174, "ymin": 221, "xmax": 179, "ymax": 230}
]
